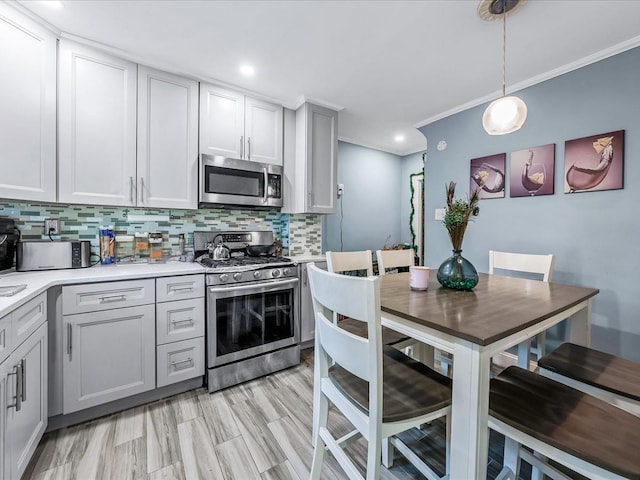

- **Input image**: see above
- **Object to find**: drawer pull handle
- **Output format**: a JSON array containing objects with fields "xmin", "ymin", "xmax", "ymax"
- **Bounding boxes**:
[
  {"xmin": 170, "ymin": 286, "xmax": 194, "ymax": 292},
  {"xmin": 100, "ymin": 294, "xmax": 127, "ymax": 303},
  {"xmin": 170, "ymin": 318, "xmax": 194, "ymax": 326},
  {"xmin": 170, "ymin": 357, "xmax": 194, "ymax": 370},
  {"xmin": 7, "ymin": 363, "xmax": 23, "ymax": 411}
]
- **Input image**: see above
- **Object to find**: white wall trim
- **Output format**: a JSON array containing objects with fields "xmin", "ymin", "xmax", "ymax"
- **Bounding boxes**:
[
  {"xmin": 338, "ymin": 136, "xmax": 426, "ymax": 158},
  {"xmin": 2, "ymin": 0, "xmax": 60, "ymax": 36},
  {"xmin": 415, "ymin": 34, "xmax": 640, "ymax": 129}
]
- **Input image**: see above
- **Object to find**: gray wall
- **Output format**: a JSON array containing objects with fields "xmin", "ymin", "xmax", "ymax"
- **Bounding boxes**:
[
  {"xmin": 322, "ymin": 141, "xmax": 403, "ymax": 253},
  {"xmin": 419, "ymin": 46, "xmax": 640, "ymax": 361}
]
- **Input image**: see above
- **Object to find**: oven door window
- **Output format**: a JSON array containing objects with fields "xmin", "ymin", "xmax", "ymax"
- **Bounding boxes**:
[
  {"xmin": 204, "ymin": 166, "xmax": 264, "ymax": 198},
  {"xmin": 215, "ymin": 287, "xmax": 294, "ymax": 356}
]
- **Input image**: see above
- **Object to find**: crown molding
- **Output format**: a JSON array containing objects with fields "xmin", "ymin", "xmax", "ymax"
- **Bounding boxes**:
[{"xmin": 415, "ymin": 34, "xmax": 640, "ymax": 129}]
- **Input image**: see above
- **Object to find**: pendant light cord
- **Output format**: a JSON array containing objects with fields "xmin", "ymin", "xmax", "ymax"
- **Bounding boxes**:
[{"xmin": 502, "ymin": 4, "xmax": 507, "ymax": 97}]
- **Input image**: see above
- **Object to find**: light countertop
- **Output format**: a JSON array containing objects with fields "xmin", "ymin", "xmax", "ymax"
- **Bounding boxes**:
[
  {"xmin": 0, "ymin": 262, "xmax": 205, "ymax": 317},
  {"xmin": 288, "ymin": 254, "xmax": 326, "ymax": 263}
]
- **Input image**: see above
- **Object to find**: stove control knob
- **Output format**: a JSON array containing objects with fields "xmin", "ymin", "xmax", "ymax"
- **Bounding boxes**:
[
  {"xmin": 282, "ymin": 268, "xmax": 291, "ymax": 276},
  {"xmin": 272, "ymin": 269, "xmax": 281, "ymax": 278},
  {"xmin": 253, "ymin": 271, "xmax": 262, "ymax": 279},
  {"xmin": 219, "ymin": 274, "xmax": 229, "ymax": 283},
  {"xmin": 233, "ymin": 272, "xmax": 242, "ymax": 281}
]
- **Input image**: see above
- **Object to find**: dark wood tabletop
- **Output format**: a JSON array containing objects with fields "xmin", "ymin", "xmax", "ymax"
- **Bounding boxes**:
[{"xmin": 380, "ymin": 271, "xmax": 599, "ymax": 346}]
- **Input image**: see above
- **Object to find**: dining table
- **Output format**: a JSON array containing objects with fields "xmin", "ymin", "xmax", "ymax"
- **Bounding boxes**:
[{"xmin": 379, "ymin": 270, "xmax": 599, "ymax": 480}]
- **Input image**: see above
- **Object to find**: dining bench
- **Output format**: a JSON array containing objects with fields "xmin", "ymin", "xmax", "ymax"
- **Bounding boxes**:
[
  {"xmin": 537, "ymin": 342, "xmax": 640, "ymax": 416},
  {"xmin": 489, "ymin": 365, "xmax": 640, "ymax": 480}
]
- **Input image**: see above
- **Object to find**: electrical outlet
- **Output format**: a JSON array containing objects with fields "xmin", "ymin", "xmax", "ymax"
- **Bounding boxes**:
[
  {"xmin": 435, "ymin": 208, "xmax": 446, "ymax": 221},
  {"xmin": 44, "ymin": 219, "xmax": 60, "ymax": 235},
  {"xmin": 337, "ymin": 183, "xmax": 345, "ymax": 196}
]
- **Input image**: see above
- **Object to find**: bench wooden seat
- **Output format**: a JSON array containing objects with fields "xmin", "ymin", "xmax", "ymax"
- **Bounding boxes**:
[
  {"xmin": 489, "ymin": 366, "xmax": 640, "ymax": 480},
  {"xmin": 538, "ymin": 342, "xmax": 640, "ymax": 415}
]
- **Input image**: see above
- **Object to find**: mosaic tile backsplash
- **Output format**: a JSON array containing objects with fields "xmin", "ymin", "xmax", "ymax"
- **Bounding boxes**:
[{"xmin": 0, "ymin": 202, "xmax": 322, "ymax": 259}]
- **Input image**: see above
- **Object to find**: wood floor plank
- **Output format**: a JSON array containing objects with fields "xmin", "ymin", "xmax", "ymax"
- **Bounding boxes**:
[
  {"xmin": 196, "ymin": 388, "xmax": 241, "ymax": 445},
  {"xmin": 103, "ymin": 437, "xmax": 147, "ymax": 480},
  {"xmin": 146, "ymin": 400, "xmax": 181, "ymax": 474},
  {"xmin": 215, "ymin": 435, "xmax": 262, "ymax": 480},
  {"xmin": 31, "ymin": 462, "xmax": 73, "ymax": 480},
  {"xmin": 176, "ymin": 416, "xmax": 225, "ymax": 480},
  {"xmin": 260, "ymin": 460, "xmax": 301, "ymax": 480},
  {"xmin": 170, "ymin": 390, "xmax": 203, "ymax": 424},
  {"xmin": 267, "ymin": 415, "xmax": 344, "ymax": 480},
  {"xmin": 230, "ymin": 398, "xmax": 286, "ymax": 472},
  {"xmin": 73, "ymin": 419, "xmax": 115, "ymax": 480},
  {"xmin": 147, "ymin": 461, "xmax": 186, "ymax": 480},
  {"xmin": 114, "ymin": 405, "xmax": 145, "ymax": 446}
]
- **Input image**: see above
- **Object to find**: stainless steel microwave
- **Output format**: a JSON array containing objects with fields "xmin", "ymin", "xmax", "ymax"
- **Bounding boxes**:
[{"xmin": 199, "ymin": 154, "xmax": 283, "ymax": 209}]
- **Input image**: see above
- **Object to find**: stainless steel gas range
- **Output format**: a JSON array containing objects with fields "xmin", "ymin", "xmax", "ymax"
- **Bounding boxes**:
[{"xmin": 194, "ymin": 230, "xmax": 299, "ymax": 392}]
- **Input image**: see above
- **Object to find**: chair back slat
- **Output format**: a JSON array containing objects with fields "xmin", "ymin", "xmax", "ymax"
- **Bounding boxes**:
[
  {"xmin": 376, "ymin": 249, "xmax": 414, "ymax": 275},
  {"xmin": 326, "ymin": 250, "xmax": 374, "ymax": 276},
  {"xmin": 307, "ymin": 263, "xmax": 381, "ymax": 382},
  {"xmin": 489, "ymin": 250, "xmax": 555, "ymax": 282}
]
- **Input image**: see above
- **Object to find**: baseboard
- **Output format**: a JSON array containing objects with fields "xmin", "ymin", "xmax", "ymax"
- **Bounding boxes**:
[{"xmin": 493, "ymin": 351, "xmax": 538, "ymax": 371}]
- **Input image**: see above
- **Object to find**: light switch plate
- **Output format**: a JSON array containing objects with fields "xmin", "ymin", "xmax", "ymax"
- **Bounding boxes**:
[{"xmin": 435, "ymin": 208, "xmax": 446, "ymax": 221}]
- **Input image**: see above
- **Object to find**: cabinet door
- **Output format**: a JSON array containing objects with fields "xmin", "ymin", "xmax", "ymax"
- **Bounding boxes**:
[
  {"xmin": 63, "ymin": 304, "xmax": 155, "ymax": 414},
  {"xmin": 138, "ymin": 66, "xmax": 198, "ymax": 209},
  {"xmin": 6, "ymin": 323, "xmax": 47, "ymax": 480},
  {"xmin": 199, "ymin": 83, "xmax": 244, "ymax": 159},
  {"xmin": 58, "ymin": 40, "xmax": 137, "ymax": 206},
  {"xmin": 299, "ymin": 261, "xmax": 327, "ymax": 343},
  {"xmin": 0, "ymin": 358, "xmax": 6, "ymax": 480},
  {"xmin": 0, "ymin": 4, "xmax": 56, "ymax": 202},
  {"xmin": 244, "ymin": 97, "xmax": 283, "ymax": 166},
  {"xmin": 306, "ymin": 104, "xmax": 338, "ymax": 213}
]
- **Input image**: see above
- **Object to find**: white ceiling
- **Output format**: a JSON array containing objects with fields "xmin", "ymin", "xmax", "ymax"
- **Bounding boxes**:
[{"xmin": 17, "ymin": 0, "xmax": 640, "ymax": 156}]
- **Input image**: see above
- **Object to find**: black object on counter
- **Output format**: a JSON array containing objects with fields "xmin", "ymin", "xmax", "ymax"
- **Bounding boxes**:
[{"xmin": 0, "ymin": 218, "xmax": 20, "ymax": 271}]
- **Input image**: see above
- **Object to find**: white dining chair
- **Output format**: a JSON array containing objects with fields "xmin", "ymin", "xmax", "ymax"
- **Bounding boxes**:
[
  {"xmin": 375, "ymin": 248, "xmax": 414, "ymax": 275},
  {"xmin": 489, "ymin": 250, "xmax": 555, "ymax": 369},
  {"xmin": 326, "ymin": 250, "xmax": 411, "ymax": 347},
  {"xmin": 307, "ymin": 263, "xmax": 451, "ymax": 479}
]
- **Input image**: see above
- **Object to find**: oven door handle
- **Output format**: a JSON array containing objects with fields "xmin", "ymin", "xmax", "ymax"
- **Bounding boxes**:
[{"xmin": 208, "ymin": 277, "xmax": 299, "ymax": 295}]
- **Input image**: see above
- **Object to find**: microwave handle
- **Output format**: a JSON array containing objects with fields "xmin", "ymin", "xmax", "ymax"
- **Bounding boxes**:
[{"xmin": 263, "ymin": 168, "xmax": 269, "ymax": 203}]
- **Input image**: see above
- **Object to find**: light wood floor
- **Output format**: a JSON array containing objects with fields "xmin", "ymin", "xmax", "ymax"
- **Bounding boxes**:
[{"xmin": 23, "ymin": 349, "xmax": 567, "ymax": 480}]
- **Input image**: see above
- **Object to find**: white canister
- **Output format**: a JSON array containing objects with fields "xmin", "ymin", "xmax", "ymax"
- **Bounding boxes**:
[{"xmin": 409, "ymin": 266, "xmax": 430, "ymax": 291}]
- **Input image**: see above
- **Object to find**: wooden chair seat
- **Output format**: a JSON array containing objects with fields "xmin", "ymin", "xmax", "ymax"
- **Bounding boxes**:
[
  {"xmin": 490, "ymin": 366, "xmax": 640, "ymax": 479},
  {"xmin": 329, "ymin": 346, "xmax": 452, "ymax": 423},
  {"xmin": 537, "ymin": 343, "xmax": 640, "ymax": 419},
  {"xmin": 339, "ymin": 317, "xmax": 412, "ymax": 346}
]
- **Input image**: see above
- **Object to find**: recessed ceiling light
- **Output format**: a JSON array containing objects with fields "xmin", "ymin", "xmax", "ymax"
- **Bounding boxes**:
[
  {"xmin": 240, "ymin": 65, "xmax": 255, "ymax": 76},
  {"xmin": 42, "ymin": 0, "xmax": 64, "ymax": 8},
  {"xmin": 394, "ymin": 134, "xmax": 405, "ymax": 142}
]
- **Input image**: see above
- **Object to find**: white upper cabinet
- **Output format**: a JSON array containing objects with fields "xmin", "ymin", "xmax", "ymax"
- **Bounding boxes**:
[
  {"xmin": 200, "ymin": 83, "xmax": 283, "ymax": 165},
  {"xmin": 58, "ymin": 39, "xmax": 138, "ymax": 206},
  {"xmin": 283, "ymin": 102, "xmax": 338, "ymax": 214},
  {"xmin": 0, "ymin": 4, "xmax": 56, "ymax": 203},
  {"xmin": 137, "ymin": 66, "xmax": 199, "ymax": 209}
]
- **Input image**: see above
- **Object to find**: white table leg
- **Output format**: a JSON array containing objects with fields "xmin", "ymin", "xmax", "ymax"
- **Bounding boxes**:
[
  {"xmin": 567, "ymin": 299, "xmax": 592, "ymax": 346},
  {"xmin": 449, "ymin": 340, "xmax": 492, "ymax": 480}
]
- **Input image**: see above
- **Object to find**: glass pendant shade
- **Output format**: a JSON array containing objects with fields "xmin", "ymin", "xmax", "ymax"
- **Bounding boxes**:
[{"xmin": 482, "ymin": 95, "xmax": 527, "ymax": 135}]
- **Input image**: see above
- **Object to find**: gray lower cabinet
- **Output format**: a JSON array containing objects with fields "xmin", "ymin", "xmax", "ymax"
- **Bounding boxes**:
[
  {"xmin": 62, "ymin": 304, "xmax": 155, "ymax": 414},
  {"xmin": 299, "ymin": 261, "xmax": 327, "ymax": 343},
  {"xmin": 5, "ymin": 322, "xmax": 47, "ymax": 480},
  {"xmin": 155, "ymin": 275, "xmax": 204, "ymax": 388}
]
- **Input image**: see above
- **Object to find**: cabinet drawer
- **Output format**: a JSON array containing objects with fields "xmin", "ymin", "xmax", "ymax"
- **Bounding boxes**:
[
  {"xmin": 156, "ymin": 337, "xmax": 204, "ymax": 387},
  {"xmin": 156, "ymin": 297, "xmax": 204, "ymax": 345},
  {"xmin": 63, "ymin": 279, "xmax": 155, "ymax": 314},
  {"xmin": 0, "ymin": 313, "xmax": 12, "ymax": 364},
  {"xmin": 156, "ymin": 275, "xmax": 203, "ymax": 302},
  {"xmin": 11, "ymin": 292, "xmax": 47, "ymax": 348}
]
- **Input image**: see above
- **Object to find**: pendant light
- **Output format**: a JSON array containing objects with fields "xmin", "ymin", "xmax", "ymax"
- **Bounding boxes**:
[{"xmin": 481, "ymin": 0, "xmax": 527, "ymax": 135}]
